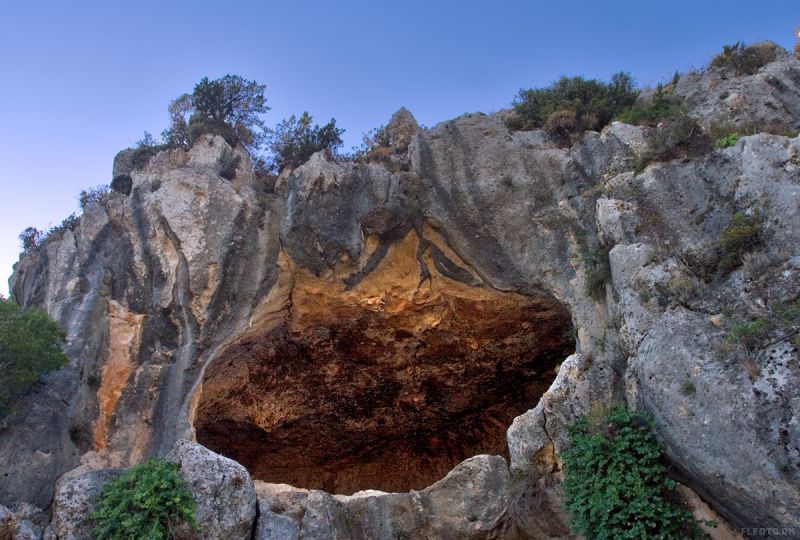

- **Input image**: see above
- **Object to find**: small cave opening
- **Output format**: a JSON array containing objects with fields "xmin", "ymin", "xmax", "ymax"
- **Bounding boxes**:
[{"xmin": 194, "ymin": 234, "xmax": 574, "ymax": 494}]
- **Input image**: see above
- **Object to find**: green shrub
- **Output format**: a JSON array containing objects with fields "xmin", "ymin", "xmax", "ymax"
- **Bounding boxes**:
[
  {"xmin": 129, "ymin": 132, "xmax": 166, "ymax": 171},
  {"xmin": 715, "ymin": 132, "xmax": 740, "ymax": 148},
  {"xmin": 562, "ymin": 407, "xmax": 710, "ymax": 539},
  {"xmin": 162, "ymin": 75, "xmax": 269, "ymax": 152},
  {"xmin": 718, "ymin": 210, "xmax": 763, "ymax": 272},
  {"xmin": 585, "ymin": 245, "xmax": 611, "ymax": 301},
  {"xmin": 776, "ymin": 298, "xmax": 800, "ymax": 324},
  {"xmin": 575, "ymin": 228, "xmax": 611, "ymax": 301},
  {"xmin": 349, "ymin": 124, "xmax": 392, "ymax": 162},
  {"xmin": 710, "ymin": 42, "xmax": 776, "ymax": 76},
  {"xmin": 634, "ymin": 114, "xmax": 709, "ymax": 174},
  {"xmin": 709, "ymin": 120, "xmax": 792, "ymax": 141},
  {"xmin": 79, "ymin": 185, "xmax": 111, "ymax": 210},
  {"xmin": 267, "ymin": 112, "xmax": 344, "ymax": 173},
  {"xmin": 0, "ymin": 299, "xmax": 68, "ymax": 419},
  {"xmin": 90, "ymin": 458, "xmax": 198, "ymax": 540},
  {"xmin": 19, "ymin": 213, "xmax": 83, "ymax": 254},
  {"xmin": 544, "ymin": 109, "xmax": 580, "ymax": 146},
  {"xmin": 616, "ymin": 84, "xmax": 686, "ymax": 126},
  {"xmin": 727, "ymin": 319, "xmax": 768, "ymax": 350},
  {"xmin": 510, "ymin": 72, "xmax": 638, "ymax": 135},
  {"xmin": 18, "ymin": 227, "xmax": 44, "ymax": 251}
]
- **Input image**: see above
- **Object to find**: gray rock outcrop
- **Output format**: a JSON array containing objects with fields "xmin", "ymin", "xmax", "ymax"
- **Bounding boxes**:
[
  {"xmin": 167, "ymin": 440, "xmax": 257, "ymax": 540},
  {"xmin": 3, "ymin": 45, "xmax": 800, "ymax": 539},
  {"xmin": 50, "ymin": 467, "xmax": 122, "ymax": 540}
]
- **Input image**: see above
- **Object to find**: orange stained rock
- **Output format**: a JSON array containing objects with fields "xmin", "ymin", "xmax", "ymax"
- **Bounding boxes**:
[{"xmin": 93, "ymin": 301, "xmax": 145, "ymax": 450}]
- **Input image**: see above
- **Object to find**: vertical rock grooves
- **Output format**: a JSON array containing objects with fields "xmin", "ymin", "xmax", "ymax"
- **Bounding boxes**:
[{"xmin": 194, "ymin": 230, "xmax": 574, "ymax": 493}]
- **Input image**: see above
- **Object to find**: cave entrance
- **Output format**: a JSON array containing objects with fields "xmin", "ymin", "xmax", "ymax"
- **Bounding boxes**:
[{"xmin": 194, "ymin": 231, "xmax": 574, "ymax": 494}]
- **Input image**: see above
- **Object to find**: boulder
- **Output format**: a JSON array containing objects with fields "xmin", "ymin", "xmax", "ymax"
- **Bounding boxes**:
[
  {"xmin": 167, "ymin": 440, "xmax": 257, "ymax": 540},
  {"xmin": 50, "ymin": 468, "xmax": 122, "ymax": 540}
]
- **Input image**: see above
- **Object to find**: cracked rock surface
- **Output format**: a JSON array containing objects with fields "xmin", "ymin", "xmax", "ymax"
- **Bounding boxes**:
[{"xmin": 3, "ymin": 46, "xmax": 800, "ymax": 537}]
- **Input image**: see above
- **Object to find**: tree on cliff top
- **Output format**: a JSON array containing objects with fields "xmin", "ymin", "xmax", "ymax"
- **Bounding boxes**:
[
  {"xmin": 162, "ymin": 75, "xmax": 269, "ymax": 151},
  {"xmin": 266, "ymin": 112, "xmax": 344, "ymax": 173},
  {"xmin": 0, "ymin": 299, "xmax": 68, "ymax": 420}
]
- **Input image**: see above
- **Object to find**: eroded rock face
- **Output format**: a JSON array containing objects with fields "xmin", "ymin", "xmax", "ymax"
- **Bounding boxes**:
[
  {"xmin": 195, "ymin": 230, "xmax": 573, "ymax": 493},
  {"xmin": 4, "ymin": 47, "xmax": 800, "ymax": 537}
]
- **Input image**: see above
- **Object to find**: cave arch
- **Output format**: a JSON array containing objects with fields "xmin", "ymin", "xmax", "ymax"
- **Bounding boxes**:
[{"xmin": 193, "ymin": 230, "xmax": 574, "ymax": 494}]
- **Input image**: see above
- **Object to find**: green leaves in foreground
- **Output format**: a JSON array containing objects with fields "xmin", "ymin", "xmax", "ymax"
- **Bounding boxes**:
[
  {"xmin": 715, "ymin": 132, "xmax": 740, "ymax": 149},
  {"xmin": 561, "ymin": 406, "xmax": 710, "ymax": 539},
  {"xmin": 90, "ymin": 458, "xmax": 198, "ymax": 540},
  {"xmin": 0, "ymin": 299, "xmax": 68, "ymax": 419}
]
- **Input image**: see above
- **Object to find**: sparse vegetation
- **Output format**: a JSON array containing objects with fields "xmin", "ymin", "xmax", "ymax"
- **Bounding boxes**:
[
  {"xmin": 616, "ymin": 83, "xmax": 686, "ymax": 126},
  {"xmin": 710, "ymin": 42, "xmax": 776, "ymax": 76},
  {"xmin": 727, "ymin": 319, "xmax": 768, "ymax": 350},
  {"xmin": 509, "ymin": 72, "xmax": 639, "ymax": 140},
  {"xmin": 79, "ymin": 185, "xmax": 111, "ymax": 210},
  {"xmin": 665, "ymin": 276, "xmax": 703, "ymax": 306},
  {"xmin": 18, "ymin": 212, "xmax": 81, "ymax": 253},
  {"xmin": 576, "ymin": 228, "xmax": 611, "ymax": 301},
  {"xmin": 715, "ymin": 132, "xmax": 740, "ymax": 149},
  {"xmin": 266, "ymin": 112, "xmax": 344, "ymax": 173},
  {"xmin": 391, "ymin": 526, "xmax": 410, "ymax": 539},
  {"xmin": 562, "ymin": 406, "xmax": 711, "ymax": 539},
  {"xmin": 18, "ymin": 185, "xmax": 113, "ymax": 253},
  {"xmin": 680, "ymin": 380, "xmax": 697, "ymax": 397},
  {"xmin": 0, "ymin": 299, "xmax": 68, "ymax": 419},
  {"xmin": 718, "ymin": 210, "xmax": 763, "ymax": 272},
  {"xmin": 717, "ymin": 298, "xmax": 800, "ymax": 378},
  {"xmin": 127, "ymin": 132, "xmax": 166, "ymax": 173},
  {"xmin": 18, "ymin": 227, "xmax": 44, "ymax": 251},
  {"xmin": 90, "ymin": 458, "xmax": 197, "ymax": 540},
  {"xmin": 634, "ymin": 114, "xmax": 709, "ymax": 174},
  {"xmin": 709, "ymin": 120, "xmax": 794, "ymax": 143}
]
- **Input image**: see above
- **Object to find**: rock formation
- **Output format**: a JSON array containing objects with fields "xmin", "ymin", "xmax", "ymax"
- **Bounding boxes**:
[{"xmin": 2, "ymin": 44, "xmax": 800, "ymax": 538}]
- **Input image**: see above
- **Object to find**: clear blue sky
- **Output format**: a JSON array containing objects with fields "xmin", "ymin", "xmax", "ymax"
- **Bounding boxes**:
[{"xmin": 1, "ymin": 1, "xmax": 797, "ymax": 297}]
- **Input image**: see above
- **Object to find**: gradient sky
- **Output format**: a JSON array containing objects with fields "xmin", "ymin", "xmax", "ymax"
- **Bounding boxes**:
[{"xmin": 1, "ymin": 1, "xmax": 797, "ymax": 297}]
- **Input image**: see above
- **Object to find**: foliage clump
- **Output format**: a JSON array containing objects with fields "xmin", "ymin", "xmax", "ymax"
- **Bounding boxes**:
[
  {"xmin": 726, "ymin": 319, "xmax": 768, "ymax": 350},
  {"xmin": 509, "ymin": 72, "xmax": 639, "ymax": 142},
  {"xmin": 18, "ymin": 185, "xmax": 111, "ymax": 253},
  {"xmin": 127, "ymin": 132, "xmax": 166, "ymax": 173},
  {"xmin": 576, "ymin": 228, "xmax": 611, "ymax": 301},
  {"xmin": 615, "ymin": 82, "xmax": 686, "ymax": 126},
  {"xmin": 715, "ymin": 132, "xmax": 740, "ymax": 149},
  {"xmin": 0, "ymin": 299, "xmax": 68, "ymax": 419},
  {"xmin": 79, "ymin": 185, "xmax": 111, "ymax": 210},
  {"xmin": 90, "ymin": 458, "xmax": 197, "ymax": 540},
  {"xmin": 266, "ymin": 112, "xmax": 344, "ymax": 173},
  {"xmin": 718, "ymin": 210, "xmax": 763, "ymax": 272},
  {"xmin": 562, "ymin": 406, "xmax": 710, "ymax": 539},
  {"xmin": 634, "ymin": 114, "xmax": 709, "ymax": 174},
  {"xmin": 162, "ymin": 75, "xmax": 269, "ymax": 152},
  {"xmin": 710, "ymin": 42, "xmax": 777, "ymax": 76},
  {"xmin": 18, "ymin": 227, "xmax": 45, "ymax": 251}
]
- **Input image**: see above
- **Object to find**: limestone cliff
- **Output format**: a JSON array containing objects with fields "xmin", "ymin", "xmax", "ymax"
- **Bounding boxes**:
[{"xmin": 3, "ymin": 45, "xmax": 800, "ymax": 539}]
